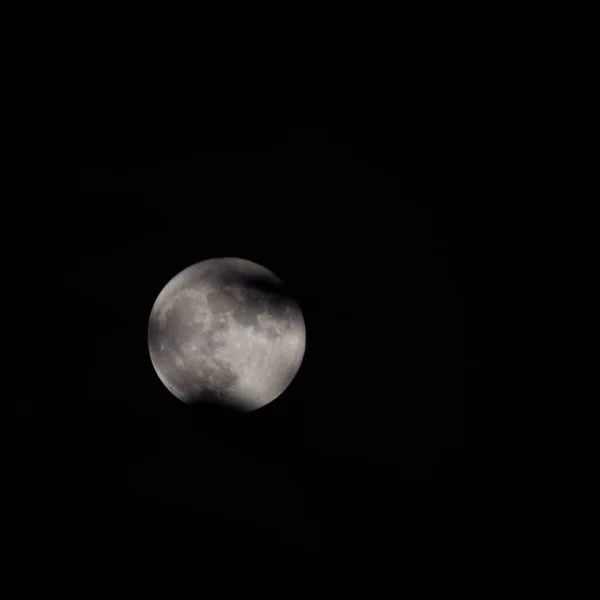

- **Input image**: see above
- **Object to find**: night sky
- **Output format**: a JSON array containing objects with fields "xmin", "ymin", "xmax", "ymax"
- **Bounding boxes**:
[{"xmin": 22, "ymin": 110, "xmax": 470, "ymax": 580}]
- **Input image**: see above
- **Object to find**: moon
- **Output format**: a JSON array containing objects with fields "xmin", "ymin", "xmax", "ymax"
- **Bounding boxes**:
[{"xmin": 147, "ymin": 257, "xmax": 306, "ymax": 411}]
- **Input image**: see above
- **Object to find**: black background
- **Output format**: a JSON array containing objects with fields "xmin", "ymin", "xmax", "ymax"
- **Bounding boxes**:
[{"xmin": 20, "ymin": 82, "xmax": 475, "ymax": 581}]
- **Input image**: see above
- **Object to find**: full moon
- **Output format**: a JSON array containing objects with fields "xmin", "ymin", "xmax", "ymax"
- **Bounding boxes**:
[{"xmin": 147, "ymin": 257, "xmax": 306, "ymax": 411}]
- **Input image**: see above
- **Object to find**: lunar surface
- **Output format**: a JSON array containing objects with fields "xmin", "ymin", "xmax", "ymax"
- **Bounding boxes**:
[{"xmin": 147, "ymin": 257, "xmax": 306, "ymax": 411}]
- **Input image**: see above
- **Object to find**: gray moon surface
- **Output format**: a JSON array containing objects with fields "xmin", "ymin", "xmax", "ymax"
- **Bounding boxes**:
[{"xmin": 147, "ymin": 257, "xmax": 306, "ymax": 411}]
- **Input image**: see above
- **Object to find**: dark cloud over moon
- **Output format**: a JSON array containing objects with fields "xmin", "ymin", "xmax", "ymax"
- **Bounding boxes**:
[{"xmin": 148, "ymin": 257, "xmax": 306, "ymax": 411}]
